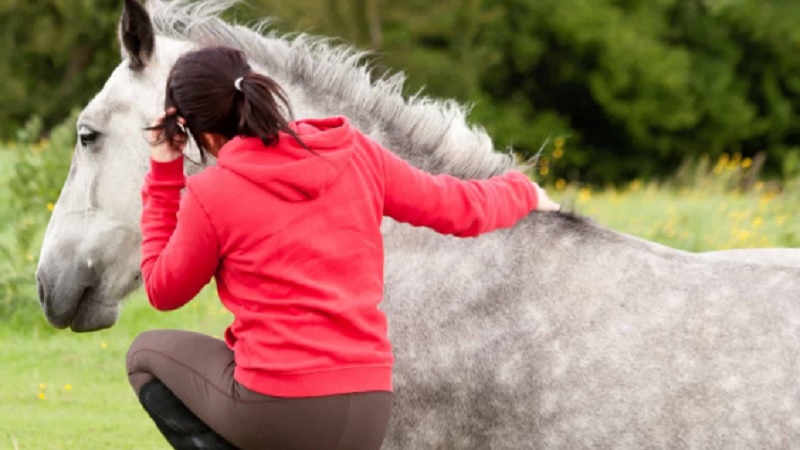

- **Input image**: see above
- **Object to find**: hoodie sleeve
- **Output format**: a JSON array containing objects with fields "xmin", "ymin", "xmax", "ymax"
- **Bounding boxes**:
[
  {"xmin": 374, "ymin": 139, "xmax": 538, "ymax": 238},
  {"xmin": 140, "ymin": 158, "xmax": 220, "ymax": 311}
]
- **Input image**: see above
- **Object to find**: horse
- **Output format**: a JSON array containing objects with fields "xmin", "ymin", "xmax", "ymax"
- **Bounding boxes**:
[{"xmin": 36, "ymin": 0, "xmax": 800, "ymax": 448}]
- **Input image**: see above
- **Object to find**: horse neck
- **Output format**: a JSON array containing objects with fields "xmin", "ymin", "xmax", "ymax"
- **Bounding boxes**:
[
  {"xmin": 148, "ymin": 1, "xmax": 514, "ymax": 180},
  {"xmin": 244, "ymin": 45, "xmax": 514, "ymax": 180}
]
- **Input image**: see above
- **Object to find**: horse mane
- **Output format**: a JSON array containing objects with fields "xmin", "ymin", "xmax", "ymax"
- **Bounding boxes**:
[{"xmin": 145, "ymin": 0, "xmax": 516, "ymax": 179}]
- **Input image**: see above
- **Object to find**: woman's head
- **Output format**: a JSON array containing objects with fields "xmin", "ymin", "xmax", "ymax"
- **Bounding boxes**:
[{"xmin": 154, "ymin": 46, "xmax": 304, "ymax": 158}]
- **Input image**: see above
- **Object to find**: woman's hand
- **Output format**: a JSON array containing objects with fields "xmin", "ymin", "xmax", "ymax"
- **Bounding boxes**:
[
  {"xmin": 533, "ymin": 182, "xmax": 561, "ymax": 212},
  {"xmin": 148, "ymin": 107, "xmax": 187, "ymax": 162}
]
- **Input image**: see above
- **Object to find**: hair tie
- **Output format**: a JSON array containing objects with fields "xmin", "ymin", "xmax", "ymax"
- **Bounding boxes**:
[{"xmin": 234, "ymin": 77, "xmax": 245, "ymax": 92}]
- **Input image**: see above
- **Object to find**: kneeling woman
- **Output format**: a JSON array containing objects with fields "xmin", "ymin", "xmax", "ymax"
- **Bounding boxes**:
[{"xmin": 127, "ymin": 45, "xmax": 559, "ymax": 450}]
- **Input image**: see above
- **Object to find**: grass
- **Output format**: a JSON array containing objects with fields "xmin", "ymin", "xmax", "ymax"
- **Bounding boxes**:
[
  {"xmin": 0, "ymin": 148, "xmax": 17, "ymax": 242},
  {"xmin": 569, "ymin": 181, "xmax": 798, "ymax": 251},
  {"xmin": 0, "ymin": 288, "xmax": 231, "ymax": 450},
  {"xmin": 0, "ymin": 140, "xmax": 797, "ymax": 448}
]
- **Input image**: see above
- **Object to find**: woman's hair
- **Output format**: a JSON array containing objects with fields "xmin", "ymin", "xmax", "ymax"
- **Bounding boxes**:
[{"xmin": 149, "ymin": 45, "xmax": 307, "ymax": 160}]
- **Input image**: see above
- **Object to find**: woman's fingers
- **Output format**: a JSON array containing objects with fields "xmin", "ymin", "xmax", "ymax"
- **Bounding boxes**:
[
  {"xmin": 532, "ymin": 182, "xmax": 561, "ymax": 212},
  {"xmin": 151, "ymin": 110, "xmax": 169, "ymax": 127},
  {"xmin": 150, "ymin": 108, "xmax": 183, "ymax": 128},
  {"xmin": 146, "ymin": 109, "xmax": 189, "ymax": 157}
]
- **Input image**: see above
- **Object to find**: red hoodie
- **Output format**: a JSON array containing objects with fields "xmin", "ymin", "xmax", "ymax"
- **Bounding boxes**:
[{"xmin": 140, "ymin": 116, "xmax": 538, "ymax": 397}]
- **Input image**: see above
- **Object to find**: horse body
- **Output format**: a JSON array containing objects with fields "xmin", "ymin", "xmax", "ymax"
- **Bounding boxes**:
[
  {"xmin": 388, "ymin": 219, "xmax": 800, "ymax": 448},
  {"xmin": 36, "ymin": 1, "xmax": 800, "ymax": 447},
  {"xmin": 703, "ymin": 248, "xmax": 800, "ymax": 268}
]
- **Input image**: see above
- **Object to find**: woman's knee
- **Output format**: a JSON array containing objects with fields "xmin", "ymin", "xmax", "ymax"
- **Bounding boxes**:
[
  {"xmin": 127, "ymin": 330, "xmax": 167, "ymax": 367},
  {"xmin": 126, "ymin": 330, "xmax": 171, "ymax": 394}
]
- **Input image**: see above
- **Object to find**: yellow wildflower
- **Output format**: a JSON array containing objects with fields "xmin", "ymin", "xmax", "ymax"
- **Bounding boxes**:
[
  {"xmin": 555, "ymin": 179, "xmax": 567, "ymax": 191},
  {"xmin": 47, "ymin": 203, "xmax": 55, "ymax": 212},
  {"xmin": 578, "ymin": 187, "xmax": 592, "ymax": 203},
  {"xmin": 741, "ymin": 158, "xmax": 752, "ymax": 168},
  {"xmin": 100, "ymin": 341, "xmax": 108, "ymax": 349},
  {"xmin": 64, "ymin": 384, "xmax": 73, "ymax": 391},
  {"xmin": 39, "ymin": 383, "xmax": 45, "ymax": 390},
  {"xmin": 539, "ymin": 166, "xmax": 550, "ymax": 176},
  {"xmin": 553, "ymin": 147, "xmax": 564, "ymax": 159},
  {"xmin": 752, "ymin": 217, "xmax": 763, "ymax": 229},
  {"xmin": 554, "ymin": 137, "xmax": 565, "ymax": 148},
  {"xmin": 38, "ymin": 392, "xmax": 46, "ymax": 400}
]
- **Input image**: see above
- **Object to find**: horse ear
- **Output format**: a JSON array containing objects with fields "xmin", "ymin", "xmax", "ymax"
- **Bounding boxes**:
[{"xmin": 119, "ymin": 0, "xmax": 155, "ymax": 71}]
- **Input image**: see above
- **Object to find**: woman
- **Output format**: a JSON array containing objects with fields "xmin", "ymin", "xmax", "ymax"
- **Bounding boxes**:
[{"xmin": 127, "ymin": 46, "xmax": 560, "ymax": 450}]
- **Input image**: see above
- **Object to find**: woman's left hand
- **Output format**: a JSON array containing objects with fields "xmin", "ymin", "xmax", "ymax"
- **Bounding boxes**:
[
  {"xmin": 149, "ymin": 107, "xmax": 187, "ymax": 162},
  {"xmin": 532, "ymin": 182, "xmax": 561, "ymax": 212}
]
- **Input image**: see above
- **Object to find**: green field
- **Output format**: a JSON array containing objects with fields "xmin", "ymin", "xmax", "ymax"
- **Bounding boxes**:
[
  {"xmin": 0, "ymin": 290, "xmax": 230, "ymax": 450},
  {"xmin": 0, "ymin": 142, "xmax": 798, "ymax": 449},
  {"xmin": 0, "ymin": 149, "xmax": 16, "ymax": 244}
]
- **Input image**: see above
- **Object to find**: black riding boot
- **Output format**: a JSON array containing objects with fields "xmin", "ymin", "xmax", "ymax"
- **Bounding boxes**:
[{"xmin": 138, "ymin": 379, "xmax": 239, "ymax": 450}]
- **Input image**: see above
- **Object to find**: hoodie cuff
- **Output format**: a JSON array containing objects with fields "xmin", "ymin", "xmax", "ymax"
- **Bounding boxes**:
[
  {"xmin": 149, "ymin": 157, "xmax": 185, "ymax": 182},
  {"xmin": 508, "ymin": 171, "xmax": 539, "ymax": 212}
]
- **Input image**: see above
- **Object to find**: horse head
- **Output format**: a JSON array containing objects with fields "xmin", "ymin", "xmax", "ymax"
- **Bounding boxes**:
[{"xmin": 36, "ymin": 0, "xmax": 193, "ymax": 331}]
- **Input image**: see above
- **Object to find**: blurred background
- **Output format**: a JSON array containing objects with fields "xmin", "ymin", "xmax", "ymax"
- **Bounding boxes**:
[
  {"xmin": 3, "ymin": 0, "xmax": 800, "ymax": 183},
  {"xmin": 0, "ymin": 2, "xmax": 799, "ymax": 448}
]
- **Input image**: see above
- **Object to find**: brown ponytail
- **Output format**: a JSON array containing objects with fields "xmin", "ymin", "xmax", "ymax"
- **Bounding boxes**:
[{"xmin": 147, "ymin": 46, "xmax": 310, "ymax": 161}]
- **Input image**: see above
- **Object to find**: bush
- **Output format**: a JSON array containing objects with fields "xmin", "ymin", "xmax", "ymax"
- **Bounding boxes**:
[
  {"xmin": 5, "ymin": 1, "xmax": 800, "ymax": 186},
  {"xmin": 0, "ymin": 113, "xmax": 75, "ymax": 327},
  {"xmin": 477, "ymin": 0, "xmax": 800, "ymax": 183},
  {"xmin": 0, "ymin": 1, "xmax": 119, "ymax": 137}
]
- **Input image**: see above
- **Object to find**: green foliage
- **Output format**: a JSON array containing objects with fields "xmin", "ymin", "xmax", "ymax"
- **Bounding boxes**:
[
  {"xmin": 0, "ymin": 0, "xmax": 120, "ymax": 137},
  {"xmin": 240, "ymin": 0, "xmax": 800, "ymax": 183},
  {"xmin": 3, "ymin": 0, "xmax": 800, "ymax": 184},
  {"xmin": 478, "ymin": 0, "xmax": 800, "ymax": 182},
  {"xmin": 0, "ymin": 113, "xmax": 75, "ymax": 326}
]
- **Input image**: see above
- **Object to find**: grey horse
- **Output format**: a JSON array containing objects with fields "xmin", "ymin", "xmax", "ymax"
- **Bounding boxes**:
[{"xmin": 36, "ymin": 1, "xmax": 800, "ymax": 448}]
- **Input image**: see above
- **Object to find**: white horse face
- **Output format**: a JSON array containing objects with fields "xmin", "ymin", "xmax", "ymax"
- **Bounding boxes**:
[{"xmin": 36, "ymin": 1, "xmax": 191, "ymax": 331}]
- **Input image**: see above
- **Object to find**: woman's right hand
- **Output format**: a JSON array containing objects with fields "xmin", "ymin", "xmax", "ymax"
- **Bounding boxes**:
[
  {"xmin": 148, "ymin": 108, "xmax": 188, "ymax": 163},
  {"xmin": 533, "ymin": 182, "xmax": 561, "ymax": 212}
]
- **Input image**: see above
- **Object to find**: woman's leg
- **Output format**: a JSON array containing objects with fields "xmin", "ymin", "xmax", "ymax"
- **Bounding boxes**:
[
  {"xmin": 332, "ymin": 391, "xmax": 393, "ymax": 450},
  {"xmin": 126, "ymin": 329, "xmax": 392, "ymax": 450},
  {"xmin": 137, "ymin": 378, "xmax": 238, "ymax": 449},
  {"xmin": 127, "ymin": 329, "xmax": 241, "ymax": 449}
]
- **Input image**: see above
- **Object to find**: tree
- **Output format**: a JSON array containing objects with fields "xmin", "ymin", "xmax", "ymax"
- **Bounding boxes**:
[
  {"xmin": 3, "ymin": 0, "xmax": 799, "ymax": 184},
  {"xmin": 477, "ymin": 0, "xmax": 800, "ymax": 182},
  {"xmin": 0, "ymin": 0, "xmax": 120, "ymax": 137}
]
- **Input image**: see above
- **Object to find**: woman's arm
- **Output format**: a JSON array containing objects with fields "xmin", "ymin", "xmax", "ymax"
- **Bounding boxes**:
[
  {"xmin": 140, "ymin": 109, "xmax": 219, "ymax": 311},
  {"xmin": 140, "ymin": 159, "xmax": 220, "ymax": 311},
  {"xmin": 376, "ymin": 139, "xmax": 551, "ymax": 237}
]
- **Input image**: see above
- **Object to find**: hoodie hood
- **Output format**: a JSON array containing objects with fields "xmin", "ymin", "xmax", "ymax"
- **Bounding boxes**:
[{"xmin": 216, "ymin": 116, "xmax": 355, "ymax": 201}]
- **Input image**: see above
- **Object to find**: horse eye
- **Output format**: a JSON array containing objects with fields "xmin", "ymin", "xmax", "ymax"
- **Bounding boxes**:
[{"xmin": 78, "ymin": 126, "xmax": 100, "ymax": 147}]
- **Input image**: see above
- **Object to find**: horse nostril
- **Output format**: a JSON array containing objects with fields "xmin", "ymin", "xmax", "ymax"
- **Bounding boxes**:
[{"xmin": 37, "ymin": 275, "xmax": 47, "ymax": 307}]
